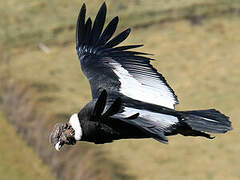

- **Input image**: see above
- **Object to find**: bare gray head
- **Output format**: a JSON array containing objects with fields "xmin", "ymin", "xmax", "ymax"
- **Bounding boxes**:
[{"xmin": 49, "ymin": 122, "xmax": 76, "ymax": 151}]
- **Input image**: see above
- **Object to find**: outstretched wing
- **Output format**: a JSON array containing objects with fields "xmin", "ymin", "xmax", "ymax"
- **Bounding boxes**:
[{"xmin": 76, "ymin": 3, "xmax": 178, "ymax": 109}]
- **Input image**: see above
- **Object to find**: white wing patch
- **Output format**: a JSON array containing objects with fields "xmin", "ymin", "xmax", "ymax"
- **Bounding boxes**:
[
  {"xmin": 110, "ymin": 62, "xmax": 176, "ymax": 109},
  {"xmin": 121, "ymin": 107, "xmax": 179, "ymax": 129}
]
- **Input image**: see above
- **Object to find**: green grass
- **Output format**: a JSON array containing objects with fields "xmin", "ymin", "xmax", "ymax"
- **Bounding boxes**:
[
  {"xmin": 100, "ymin": 17, "xmax": 240, "ymax": 180},
  {"xmin": 2, "ymin": 15, "xmax": 240, "ymax": 180},
  {"xmin": 1, "ymin": 1, "xmax": 240, "ymax": 180},
  {"xmin": 0, "ymin": 112, "xmax": 55, "ymax": 180},
  {"xmin": 1, "ymin": 0, "xmax": 239, "ymax": 49}
]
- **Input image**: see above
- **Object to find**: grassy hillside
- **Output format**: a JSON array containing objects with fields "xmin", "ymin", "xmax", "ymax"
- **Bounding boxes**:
[
  {"xmin": 0, "ymin": 0, "xmax": 240, "ymax": 180},
  {"xmin": 101, "ymin": 17, "xmax": 240, "ymax": 180},
  {"xmin": 0, "ymin": 112, "xmax": 55, "ymax": 180},
  {"xmin": 1, "ymin": 0, "xmax": 239, "ymax": 49}
]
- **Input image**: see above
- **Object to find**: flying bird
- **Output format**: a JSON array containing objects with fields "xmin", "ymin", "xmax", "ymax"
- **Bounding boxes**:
[{"xmin": 49, "ymin": 3, "xmax": 232, "ymax": 151}]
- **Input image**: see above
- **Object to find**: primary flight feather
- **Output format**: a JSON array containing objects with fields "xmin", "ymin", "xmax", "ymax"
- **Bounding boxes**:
[{"xmin": 49, "ymin": 3, "xmax": 232, "ymax": 151}]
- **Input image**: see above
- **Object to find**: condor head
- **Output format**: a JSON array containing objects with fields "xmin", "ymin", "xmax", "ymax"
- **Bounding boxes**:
[{"xmin": 49, "ymin": 122, "xmax": 76, "ymax": 151}]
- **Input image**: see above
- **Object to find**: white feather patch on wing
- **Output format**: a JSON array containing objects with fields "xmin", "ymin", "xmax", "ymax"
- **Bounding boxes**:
[
  {"xmin": 121, "ymin": 107, "xmax": 179, "ymax": 129},
  {"xmin": 110, "ymin": 62, "xmax": 176, "ymax": 109},
  {"xmin": 69, "ymin": 113, "xmax": 82, "ymax": 141}
]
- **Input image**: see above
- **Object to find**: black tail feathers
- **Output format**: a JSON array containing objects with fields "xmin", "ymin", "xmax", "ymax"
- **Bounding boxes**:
[{"xmin": 180, "ymin": 109, "xmax": 232, "ymax": 134}]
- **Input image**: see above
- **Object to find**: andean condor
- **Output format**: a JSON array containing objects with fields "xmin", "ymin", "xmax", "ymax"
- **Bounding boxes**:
[{"xmin": 49, "ymin": 3, "xmax": 232, "ymax": 151}]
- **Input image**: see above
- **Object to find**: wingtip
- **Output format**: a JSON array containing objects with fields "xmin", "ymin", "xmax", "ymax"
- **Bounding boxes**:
[
  {"xmin": 80, "ymin": 3, "xmax": 86, "ymax": 15},
  {"xmin": 76, "ymin": 3, "xmax": 87, "ymax": 47},
  {"xmin": 89, "ymin": 1, "xmax": 107, "ymax": 44},
  {"xmin": 105, "ymin": 27, "xmax": 131, "ymax": 48},
  {"xmin": 101, "ymin": 2, "xmax": 107, "ymax": 9},
  {"xmin": 81, "ymin": 3, "xmax": 86, "ymax": 10},
  {"xmin": 125, "ymin": 28, "xmax": 131, "ymax": 38},
  {"xmin": 112, "ymin": 16, "xmax": 119, "ymax": 27},
  {"xmin": 115, "ymin": 16, "xmax": 119, "ymax": 22},
  {"xmin": 154, "ymin": 137, "xmax": 168, "ymax": 144},
  {"xmin": 98, "ymin": 2, "xmax": 107, "ymax": 14},
  {"xmin": 126, "ymin": 28, "xmax": 131, "ymax": 34}
]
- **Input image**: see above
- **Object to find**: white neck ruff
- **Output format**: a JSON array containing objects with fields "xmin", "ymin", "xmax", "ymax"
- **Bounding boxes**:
[{"xmin": 69, "ymin": 113, "xmax": 82, "ymax": 141}]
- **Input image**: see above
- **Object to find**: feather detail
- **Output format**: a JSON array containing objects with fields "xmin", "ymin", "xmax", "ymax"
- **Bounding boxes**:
[{"xmin": 75, "ymin": 2, "xmax": 178, "ymax": 108}]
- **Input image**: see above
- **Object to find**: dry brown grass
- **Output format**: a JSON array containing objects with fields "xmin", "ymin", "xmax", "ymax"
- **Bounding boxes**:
[
  {"xmin": 0, "ymin": 81, "xmax": 133, "ymax": 180},
  {"xmin": 0, "ymin": 1, "xmax": 240, "ymax": 180},
  {"xmin": 1, "ymin": 0, "xmax": 239, "ymax": 49},
  {"xmin": 101, "ymin": 16, "xmax": 240, "ymax": 180},
  {"xmin": 0, "ymin": 111, "xmax": 55, "ymax": 180}
]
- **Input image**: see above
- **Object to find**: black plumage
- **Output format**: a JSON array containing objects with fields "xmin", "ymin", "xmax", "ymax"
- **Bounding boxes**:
[
  {"xmin": 76, "ymin": 91, "xmax": 149, "ymax": 144},
  {"xmin": 49, "ymin": 3, "xmax": 232, "ymax": 151}
]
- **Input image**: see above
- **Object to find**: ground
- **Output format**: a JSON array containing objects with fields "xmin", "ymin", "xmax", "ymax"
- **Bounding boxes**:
[
  {"xmin": 0, "ymin": 0, "xmax": 240, "ymax": 180},
  {"xmin": 0, "ymin": 112, "xmax": 55, "ymax": 180}
]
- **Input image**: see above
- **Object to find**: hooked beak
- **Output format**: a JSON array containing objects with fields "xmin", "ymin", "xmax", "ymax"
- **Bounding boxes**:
[
  {"xmin": 55, "ymin": 141, "xmax": 64, "ymax": 151},
  {"xmin": 50, "ymin": 122, "xmax": 76, "ymax": 151},
  {"xmin": 54, "ymin": 130, "xmax": 76, "ymax": 151}
]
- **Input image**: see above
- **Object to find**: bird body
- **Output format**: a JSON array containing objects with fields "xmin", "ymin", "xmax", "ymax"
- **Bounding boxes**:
[
  {"xmin": 71, "ymin": 100, "xmax": 150, "ymax": 144},
  {"xmin": 49, "ymin": 3, "xmax": 232, "ymax": 151}
]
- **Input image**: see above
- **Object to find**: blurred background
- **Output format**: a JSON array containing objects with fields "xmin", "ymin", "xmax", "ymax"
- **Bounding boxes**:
[{"xmin": 0, "ymin": 0, "xmax": 240, "ymax": 180}]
